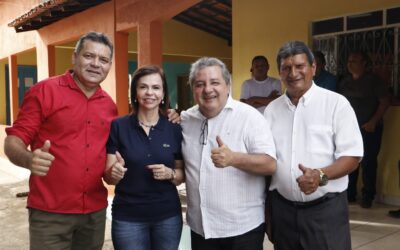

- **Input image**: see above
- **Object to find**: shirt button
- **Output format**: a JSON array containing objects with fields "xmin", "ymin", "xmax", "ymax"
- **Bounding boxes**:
[
  {"xmin": 149, "ymin": 137, "xmax": 152, "ymax": 140},
  {"xmin": 147, "ymin": 154, "xmax": 151, "ymax": 157},
  {"xmin": 87, "ymin": 120, "xmax": 91, "ymax": 124},
  {"xmin": 86, "ymin": 168, "xmax": 89, "ymax": 172},
  {"xmin": 86, "ymin": 144, "xmax": 90, "ymax": 148}
]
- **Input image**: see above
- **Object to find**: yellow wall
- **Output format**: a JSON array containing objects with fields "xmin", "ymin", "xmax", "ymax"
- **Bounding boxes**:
[
  {"xmin": 232, "ymin": 0, "xmax": 400, "ymax": 204},
  {"xmin": 55, "ymin": 47, "xmax": 73, "ymax": 75},
  {"xmin": 0, "ymin": 59, "xmax": 7, "ymax": 124},
  {"xmin": 379, "ymin": 107, "xmax": 400, "ymax": 199},
  {"xmin": 163, "ymin": 20, "xmax": 231, "ymax": 59},
  {"xmin": 18, "ymin": 50, "xmax": 36, "ymax": 65}
]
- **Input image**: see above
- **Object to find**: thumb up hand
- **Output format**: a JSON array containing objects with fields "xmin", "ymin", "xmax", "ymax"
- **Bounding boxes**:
[
  {"xmin": 211, "ymin": 136, "xmax": 232, "ymax": 168},
  {"xmin": 31, "ymin": 140, "xmax": 55, "ymax": 176},
  {"xmin": 216, "ymin": 135, "xmax": 225, "ymax": 148},
  {"xmin": 296, "ymin": 164, "xmax": 319, "ymax": 195},
  {"xmin": 109, "ymin": 151, "xmax": 127, "ymax": 183}
]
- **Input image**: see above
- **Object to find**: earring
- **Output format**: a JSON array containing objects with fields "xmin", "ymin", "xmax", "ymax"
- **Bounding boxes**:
[
  {"xmin": 134, "ymin": 99, "xmax": 137, "ymax": 103},
  {"xmin": 161, "ymin": 100, "xmax": 165, "ymax": 104}
]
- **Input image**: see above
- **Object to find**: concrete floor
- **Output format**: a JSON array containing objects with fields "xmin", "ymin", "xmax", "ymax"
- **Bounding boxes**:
[{"xmin": 1, "ymin": 158, "xmax": 400, "ymax": 250}]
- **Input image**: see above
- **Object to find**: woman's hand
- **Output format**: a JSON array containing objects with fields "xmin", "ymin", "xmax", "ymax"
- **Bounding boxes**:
[{"xmin": 147, "ymin": 164, "xmax": 175, "ymax": 181}]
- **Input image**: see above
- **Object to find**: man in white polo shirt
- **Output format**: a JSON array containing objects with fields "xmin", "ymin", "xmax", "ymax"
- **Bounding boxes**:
[
  {"xmin": 240, "ymin": 55, "xmax": 282, "ymax": 113},
  {"xmin": 181, "ymin": 57, "xmax": 277, "ymax": 250},
  {"xmin": 264, "ymin": 41, "xmax": 363, "ymax": 250}
]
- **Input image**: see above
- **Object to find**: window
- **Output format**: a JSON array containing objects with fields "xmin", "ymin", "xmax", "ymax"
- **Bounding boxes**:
[{"xmin": 347, "ymin": 11, "xmax": 382, "ymax": 30}]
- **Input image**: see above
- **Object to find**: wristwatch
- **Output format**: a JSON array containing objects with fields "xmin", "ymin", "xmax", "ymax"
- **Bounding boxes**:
[{"xmin": 317, "ymin": 169, "xmax": 328, "ymax": 186}]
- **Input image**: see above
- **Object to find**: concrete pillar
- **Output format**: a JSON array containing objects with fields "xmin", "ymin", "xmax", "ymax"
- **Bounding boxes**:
[
  {"xmin": 137, "ymin": 20, "xmax": 163, "ymax": 67},
  {"xmin": 8, "ymin": 55, "xmax": 18, "ymax": 122},
  {"xmin": 114, "ymin": 31, "xmax": 130, "ymax": 115},
  {"xmin": 36, "ymin": 36, "xmax": 55, "ymax": 80}
]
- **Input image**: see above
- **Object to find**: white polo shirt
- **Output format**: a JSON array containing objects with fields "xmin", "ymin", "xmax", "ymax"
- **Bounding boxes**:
[
  {"xmin": 264, "ymin": 83, "xmax": 363, "ymax": 202},
  {"xmin": 181, "ymin": 96, "xmax": 276, "ymax": 239},
  {"xmin": 240, "ymin": 76, "xmax": 282, "ymax": 113}
]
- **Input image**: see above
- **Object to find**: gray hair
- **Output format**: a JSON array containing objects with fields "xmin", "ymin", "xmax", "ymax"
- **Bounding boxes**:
[
  {"xmin": 74, "ymin": 31, "xmax": 114, "ymax": 59},
  {"xmin": 188, "ymin": 57, "xmax": 231, "ymax": 87},
  {"xmin": 276, "ymin": 41, "xmax": 314, "ymax": 71}
]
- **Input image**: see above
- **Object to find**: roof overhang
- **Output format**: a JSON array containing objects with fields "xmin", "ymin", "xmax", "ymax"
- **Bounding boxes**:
[{"xmin": 8, "ymin": 0, "xmax": 110, "ymax": 33}]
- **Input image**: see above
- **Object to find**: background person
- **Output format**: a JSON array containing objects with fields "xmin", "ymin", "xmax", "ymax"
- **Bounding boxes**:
[
  {"xmin": 181, "ymin": 57, "xmax": 276, "ymax": 250},
  {"xmin": 240, "ymin": 55, "xmax": 281, "ymax": 113},
  {"xmin": 338, "ymin": 51, "xmax": 390, "ymax": 208},
  {"xmin": 313, "ymin": 50, "xmax": 337, "ymax": 92},
  {"xmin": 264, "ymin": 41, "xmax": 363, "ymax": 250},
  {"xmin": 4, "ymin": 32, "xmax": 116, "ymax": 250},
  {"xmin": 104, "ymin": 65, "xmax": 185, "ymax": 250}
]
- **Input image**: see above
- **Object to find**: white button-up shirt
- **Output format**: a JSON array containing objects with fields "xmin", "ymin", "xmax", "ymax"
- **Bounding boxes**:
[
  {"xmin": 264, "ymin": 83, "xmax": 363, "ymax": 202},
  {"xmin": 181, "ymin": 97, "xmax": 276, "ymax": 239}
]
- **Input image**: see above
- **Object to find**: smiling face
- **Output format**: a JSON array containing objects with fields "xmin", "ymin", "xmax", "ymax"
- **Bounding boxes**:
[
  {"xmin": 136, "ymin": 73, "xmax": 164, "ymax": 112},
  {"xmin": 192, "ymin": 65, "xmax": 230, "ymax": 118},
  {"xmin": 72, "ymin": 40, "xmax": 112, "ymax": 96},
  {"xmin": 279, "ymin": 53, "xmax": 315, "ymax": 101}
]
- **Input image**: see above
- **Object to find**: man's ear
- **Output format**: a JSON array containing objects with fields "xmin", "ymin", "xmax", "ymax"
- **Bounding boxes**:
[
  {"xmin": 71, "ymin": 52, "xmax": 76, "ymax": 65},
  {"xmin": 311, "ymin": 62, "xmax": 317, "ymax": 76}
]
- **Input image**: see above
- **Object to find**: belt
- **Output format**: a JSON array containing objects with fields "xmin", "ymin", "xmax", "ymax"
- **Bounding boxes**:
[{"xmin": 273, "ymin": 190, "xmax": 341, "ymax": 208}]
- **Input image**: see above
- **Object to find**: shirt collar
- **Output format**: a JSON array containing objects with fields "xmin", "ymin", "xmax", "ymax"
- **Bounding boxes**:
[
  {"xmin": 252, "ymin": 76, "xmax": 269, "ymax": 83},
  {"xmin": 224, "ymin": 95, "xmax": 235, "ymax": 110},
  {"xmin": 60, "ymin": 70, "xmax": 106, "ymax": 98},
  {"xmin": 191, "ymin": 94, "xmax": 235, "ymax": 120},
  {"xmin": 283, "ymin": 82, "xmax": 316, "ymax": 108}
]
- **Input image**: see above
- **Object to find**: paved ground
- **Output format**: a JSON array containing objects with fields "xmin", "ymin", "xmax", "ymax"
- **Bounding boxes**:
[{"xmin": 0, "ymin": 158, "xmax": 114, "ymax": 250}]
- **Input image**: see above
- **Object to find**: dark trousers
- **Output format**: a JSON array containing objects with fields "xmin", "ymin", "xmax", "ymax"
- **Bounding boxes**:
[
  {"xmin": 29, "ymin": 208, "xmax": 106, "ymax": 250},
  {"xmin": 271, "ymin": 190, "xmax": 351, "ymax": 250},
  {"xmin": 348, "ymin": 124, "xmax": 383, "ymax": 201},
  {"xmin": 191, "ymin": 223, "xmax": 265, "ymax": 250}
]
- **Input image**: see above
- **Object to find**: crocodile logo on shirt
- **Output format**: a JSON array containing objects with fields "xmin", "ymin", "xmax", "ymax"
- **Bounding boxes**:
[{"xmin": 163, "ymin": 143, "xmax": 170, "ymax": 148}]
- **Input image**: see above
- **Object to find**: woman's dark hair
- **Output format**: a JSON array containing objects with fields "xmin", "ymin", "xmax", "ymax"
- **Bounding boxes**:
[{"xmin": 130, "ymin": 65, "xmax": 170, "ymax": 116}]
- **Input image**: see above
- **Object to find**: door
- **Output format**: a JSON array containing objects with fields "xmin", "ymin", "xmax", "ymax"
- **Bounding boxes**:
[{"xmin": 5, "ymin": 65, "xmax": 37, "ymax": 124}]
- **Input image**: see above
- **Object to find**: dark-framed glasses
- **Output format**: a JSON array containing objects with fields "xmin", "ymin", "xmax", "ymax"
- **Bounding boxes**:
[{"xmin": 200, "ymin": 119, "xmax": 208, "ymax": 145}]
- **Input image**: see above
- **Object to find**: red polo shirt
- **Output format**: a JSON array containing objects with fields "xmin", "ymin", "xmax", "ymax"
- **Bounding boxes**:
[{"xmin": 6, "ymin": 71, "xmax": 118, "ymax": 214}]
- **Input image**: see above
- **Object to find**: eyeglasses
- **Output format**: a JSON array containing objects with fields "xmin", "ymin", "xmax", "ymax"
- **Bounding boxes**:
[{"xmin": 200, "ymin": 119, "xmax": 208, "ymax": 145}]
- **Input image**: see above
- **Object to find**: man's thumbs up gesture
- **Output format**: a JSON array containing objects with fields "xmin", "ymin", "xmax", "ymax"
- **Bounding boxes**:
[
  {"xmin": 211, "ymin": 136, "xmax": 233, "ymax": 168},
  {"xmin": 296, "ymin": 164, "xmax": 320, "ymax": 195},
  {"xmin": 31, "ymin": 140, "xmax": 55, "ymax": 176}
]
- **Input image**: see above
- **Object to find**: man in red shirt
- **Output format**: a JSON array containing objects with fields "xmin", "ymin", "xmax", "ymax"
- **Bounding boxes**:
[{"xmin": 4, "ymin": 32, "xmax": 117, "ymax": 250}]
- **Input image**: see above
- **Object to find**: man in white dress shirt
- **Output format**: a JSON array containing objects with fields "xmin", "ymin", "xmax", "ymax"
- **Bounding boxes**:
[
  {"xmin": 264, "ymin": 41, "xmax": 363, "ymax": 250},
  {"xmin": 181, "ymin": 57, "xmax": 277, "ymax": 250},
  {"xmin": 240, "ymin": 55, "xmax": 282, "ymax": 114}
]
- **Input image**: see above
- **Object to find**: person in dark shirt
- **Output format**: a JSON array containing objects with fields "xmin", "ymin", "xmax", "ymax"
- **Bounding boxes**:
[
  {"xmin": 338, "ymin": 51, "xmax": 390, "ymax": 208},
  {"xmin": 104, "ymin": 65, "xmax": 184, "ymax": 250},
  {"xmin": 313, "ymin": 51, "xmax": 337, "ymax": 92}
]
